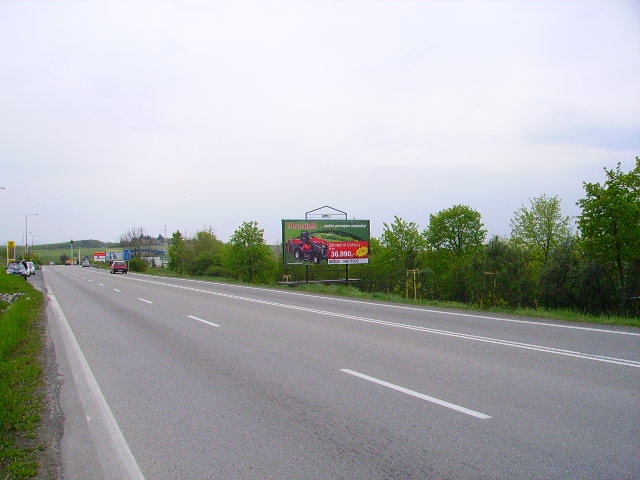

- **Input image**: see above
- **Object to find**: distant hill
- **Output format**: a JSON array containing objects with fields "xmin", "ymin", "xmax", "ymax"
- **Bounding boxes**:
[{"xmin": 34, "ymin": 239, "xmax": 120, "ymax": 250}]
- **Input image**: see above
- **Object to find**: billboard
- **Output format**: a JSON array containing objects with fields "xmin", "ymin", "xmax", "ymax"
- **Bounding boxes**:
[
  {"xmin": 105, "ymin": 249, "xmax": 123, "ymax": 262},
  {"xmin": 7, "ymin": 241, "xmax": 16, "ymax": 262},
  {"xmin": 282, "ymin": 219, "xmax": 370, "ymax": 265}
]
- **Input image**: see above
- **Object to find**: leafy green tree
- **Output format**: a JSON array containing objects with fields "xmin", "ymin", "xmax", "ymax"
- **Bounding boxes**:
[
  {"xmin": 538, "ymin": 236, "xmax": 581, "ymax": 309},
  {"xmin": 423, "ymin": 205, "xmax": 487, "ymax": 302},
  {"xmin": 167, "ymin": 231, "xmax": 187, "ymax": 275},
  {"xmin": 379, "ymin": 216, "xmax": 427, "ymax": 293},
  {"xmin": 186, "ymin": 229, "xmax": 226, "ymax": 276},
  {"xmin": 466, "ymin": 236, "xmax": 535, "ymax": 308},
  {"xmin": 425, "ymin": 205, "xmax": 486, "ymax": 256},
  {"xmin": 381, "ymin": 216, "xmax": 426, "ymax": 268},
  {"xmin": 577, "ymin": 159, "xmax": 640, "ymax": 312},
  {"xmin": 510, "ymin": 194, "xmax": 572, "ymax": 265},
  {"xmin": 225, "ymin": 221, "xmax": 276, "ymax": 283}
]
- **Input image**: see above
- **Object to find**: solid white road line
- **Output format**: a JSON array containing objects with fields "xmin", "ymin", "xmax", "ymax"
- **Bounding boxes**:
[
  {"xmin": 187, "ymin": 315, "xmax": 220, "ymax": 327},
  {"xmin": 106, "ymin": 275, "xmax": 640, "ymax": 368},
  {"xmin": 138, "ymin": 298, "xmax": 153, "ymax": 304},
  {"xmin": 341, "ymin": 369, "xmax": 492, "ymax": 420},
  {"xmin": 123, "ymin": 272, "xmax": 640, "ymax": 337},
  {"xmin": 46, "ymin": 287, "xmax": 145, "ymax": 479}
]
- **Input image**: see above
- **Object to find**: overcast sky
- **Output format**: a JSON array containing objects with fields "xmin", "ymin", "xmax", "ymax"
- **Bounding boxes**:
[{"xmin": 1, "ymin": 0, "xmax": 638, "ymax": 248}]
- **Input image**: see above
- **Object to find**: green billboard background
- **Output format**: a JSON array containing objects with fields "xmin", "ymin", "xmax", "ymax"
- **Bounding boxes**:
[{"xmin": 282, "ymin": 219, "xmax": 370, "ymax": 265}]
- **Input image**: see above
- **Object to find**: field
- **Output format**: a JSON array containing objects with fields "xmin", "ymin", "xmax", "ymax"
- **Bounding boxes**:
[{"xmin": 25, "ymin": 248, "xmax": 99, "ymax": 265}]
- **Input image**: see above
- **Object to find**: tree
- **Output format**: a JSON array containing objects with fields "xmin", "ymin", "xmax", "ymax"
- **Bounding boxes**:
[
  {"xmin": 120, "ymin": 227, "xmax": 156, "ymax": 257},
  {"xmin": 538, "ymin": 236, "xmax": 581, "ymax": 309},
  {"xmin": 378, "ymin": 216, "xmax": 426, "ymax": 293},
  {"xmin": 167, "ymin": 231, "xmax": 187, "ymax": 275},
  {"xmin": 224, "ymin": 221, "xmax": 276, "ymax": 283},
  {"xmin": 380, "ymin": 216, "xmax": 426, "ymax": 269},
  {"xmin": 425, "ymin": 205, "xmax": 486, "ymax": 256},
  {"xmin": 186, "ymin": 229, "xmax": 226, "ymax": 277},
  {"xmin": 423, "ymin": 205, "xmax": 487, "ymax": 302},
  {"xmin": 465, "ymin": 236, "xmax": 536, "ymax": 308},
  {"xmin": 577, "ymin": 159, "xmax": 640, "ymax": 313},
  {"xmin": 510, "ymin": 194, "xmax": 572, "ymax": 264}
]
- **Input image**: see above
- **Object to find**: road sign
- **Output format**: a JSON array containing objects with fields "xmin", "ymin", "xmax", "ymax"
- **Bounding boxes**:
[
  {"xmin": 7, "ymin": 241, "xmax": 16, "ymax": 262},
  {"xmin": 123, "ymin": 249, "xmax": 131, "ymax": 261}
]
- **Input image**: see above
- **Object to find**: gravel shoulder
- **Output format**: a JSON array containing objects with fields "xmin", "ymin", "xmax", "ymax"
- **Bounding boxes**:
[{"xmin": 29, "ymin": 271, "xmax": 64, "ymax": 480}]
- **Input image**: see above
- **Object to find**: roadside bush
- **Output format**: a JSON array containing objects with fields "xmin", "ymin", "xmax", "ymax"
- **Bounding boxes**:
[{"xmin": 128, "ymin": 257, "xmax": 148, "ymax": 273}]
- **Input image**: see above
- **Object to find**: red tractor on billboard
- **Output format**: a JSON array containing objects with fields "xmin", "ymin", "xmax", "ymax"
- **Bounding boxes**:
[{"xmin": 287, "ymin": 231, "xmax": 329, "ymax": 264}]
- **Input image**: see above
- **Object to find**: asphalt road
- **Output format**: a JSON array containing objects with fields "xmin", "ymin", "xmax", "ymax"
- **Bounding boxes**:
[{"xmin": 41, "ymin": 265, "xmax": 640, "ymax": 479}]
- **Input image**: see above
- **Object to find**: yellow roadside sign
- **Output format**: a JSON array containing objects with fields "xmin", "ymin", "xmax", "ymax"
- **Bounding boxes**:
[{"xmin": 7, "ymin": 241, "xmax": 16, "ymax": 262}]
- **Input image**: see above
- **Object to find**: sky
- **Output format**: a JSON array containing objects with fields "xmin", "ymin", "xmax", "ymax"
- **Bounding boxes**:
[{"xmin": 1, "ymin": 0, "xmax": 639, "ymax": 247}]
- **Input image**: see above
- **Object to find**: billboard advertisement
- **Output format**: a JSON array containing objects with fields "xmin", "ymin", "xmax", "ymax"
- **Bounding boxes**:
[
  {"xmin": 105, "ymin": 249, "xmax": 123, "ymax": 262},
  {"xmin": 7, "ymin": 241, "xmax": 16, "ymax": 262},
  {"xmin": 282, "ymin": 219, "xmax": 370, "ymax": 265}
]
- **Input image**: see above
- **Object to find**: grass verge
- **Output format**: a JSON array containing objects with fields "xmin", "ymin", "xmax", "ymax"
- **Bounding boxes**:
[
  {"xmin": 138, "ymin": 268, "xmax": 640, "ymax": 328},
  {"xmin": 0, "ymin": 275, "xmax": 45, "ymax": 479}
]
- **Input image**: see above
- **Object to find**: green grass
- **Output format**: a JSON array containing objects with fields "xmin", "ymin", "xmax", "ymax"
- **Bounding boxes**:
[
  {"xmin": 0, "ymin": 274, "xmax": 45, "ymax": 479},
  {"xmin": 23, "ymin": 248, "xmax": 80, "ymax": 265},
  {"xmin": 290, "ymin": 283, "xmax": 639, "ymax": 327},
  {"xmin": 137, "ymin": 268, "xmax": 640, "ymax": 328}
]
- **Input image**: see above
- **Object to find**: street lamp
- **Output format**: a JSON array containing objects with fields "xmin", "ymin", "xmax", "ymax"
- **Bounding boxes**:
[
  {"xmin": 30, "ymin": 232, "xmax": 40, "ymax": 248},
  {"xmin": 25, "ymin": 213, "xmax": 38, "ymax": 257}
]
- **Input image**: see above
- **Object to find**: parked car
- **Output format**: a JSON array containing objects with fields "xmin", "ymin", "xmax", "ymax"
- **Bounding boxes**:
[
  {"xmin": 26, "ymin": 261, "xmax": 35, "ymax": 275},
  {"xmin": 6, "ymin": 263, "xmax": 29, "ymax": 278},
  {"xmin": 110, "ymin": 260, "xmax": 128, "ymax": 274},
  {"xmin": 82, "ymin": 260, "xmax": 90, "ymax": 268}
]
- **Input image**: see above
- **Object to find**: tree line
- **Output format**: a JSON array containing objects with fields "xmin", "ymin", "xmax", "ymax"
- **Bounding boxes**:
[{"xmin": 152, "ymin": 160, "xmax": 638, "ymax": 317}]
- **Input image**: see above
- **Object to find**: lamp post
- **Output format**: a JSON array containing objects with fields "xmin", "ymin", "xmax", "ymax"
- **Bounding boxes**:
[
  {"xmin": 25, "ymin": 213, "xmax": 38, "ymax": 258},
  {"xmin": 30, "ymin": 232, "xmax": 40, "ymax": 249}
]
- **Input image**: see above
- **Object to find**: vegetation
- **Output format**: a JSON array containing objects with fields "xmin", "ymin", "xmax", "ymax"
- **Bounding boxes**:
[
  {"xmin": 577, "ymin": 161, "xmax": 640, "ymax": 315},
  {"xmin": 224, "ymin": 221, "xmax": 276, "ymax": 283},
  {"xmin": 0, "ymin": 274, "xmax": 45, "ymax": 479},
  {"xmin": 101, "ymin": 158, "xmax": 637, "ymax": 323},
  {"xmin": 22, "ymin": 159, "xmax": 640, "ymax": 324}
]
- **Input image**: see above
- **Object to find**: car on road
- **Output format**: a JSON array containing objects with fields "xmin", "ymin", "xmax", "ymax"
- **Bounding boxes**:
[
  {"xmin": 6, "ymin": 263, "xmax": 29, "ymax": 278},
  {"xmin": 82, "ymin": 260, "xmax": 90, "ymax": 268},
  {"xmin": 110, "ymin": 260, "xmax": 128, "ymax": 274},
  {"xmin": 26, "ymin": 261, "xmax": 35, "ymax": 275}
]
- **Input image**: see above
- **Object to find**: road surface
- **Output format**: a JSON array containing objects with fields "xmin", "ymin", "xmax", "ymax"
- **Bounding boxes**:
[{"xmin": 41, "ymin": 266, "xmax": 640, "ymax": 479}]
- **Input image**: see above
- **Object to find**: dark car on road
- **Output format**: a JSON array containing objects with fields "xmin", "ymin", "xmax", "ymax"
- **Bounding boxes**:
[{"xmin": 110, "ymin": 260, "xmax": 128, "ymax": 274}]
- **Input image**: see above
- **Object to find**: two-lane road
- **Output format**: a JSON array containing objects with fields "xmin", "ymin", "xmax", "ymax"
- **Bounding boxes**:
[{"xmin": 43, "ymin": 265, "xmax": 640, "ymax": 479}]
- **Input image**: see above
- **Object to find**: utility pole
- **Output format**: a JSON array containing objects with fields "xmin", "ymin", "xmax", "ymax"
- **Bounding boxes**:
[{"xmin": 25, "ymin": 213, "xmax": 38, "ymax": 258}]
